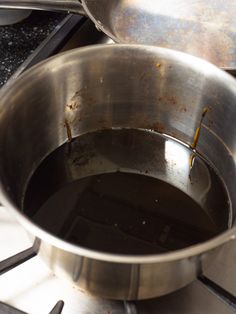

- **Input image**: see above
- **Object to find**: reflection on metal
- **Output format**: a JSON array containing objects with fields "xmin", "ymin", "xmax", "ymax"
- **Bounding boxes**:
[
  {"xmin": 2, "ymin": 1, "xmax": 236, "ymax": 67},
  {"xmin": 0, "ymin": 0, "xmax": 85, "ymax": 14},
  {"xmin": 124, "ymin": 301, "xmax": 137, "ymax": 314}
]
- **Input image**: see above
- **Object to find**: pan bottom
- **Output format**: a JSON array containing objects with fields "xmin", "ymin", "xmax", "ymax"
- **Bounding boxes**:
[{"xmin": 23, "ymin": 128, "xmax": 231, "ymax": 255}]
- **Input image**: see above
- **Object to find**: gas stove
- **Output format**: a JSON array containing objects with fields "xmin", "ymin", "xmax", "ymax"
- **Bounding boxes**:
[{"xmin": 0, "ymin": 12, "xmax": 236, "ymax": 314}]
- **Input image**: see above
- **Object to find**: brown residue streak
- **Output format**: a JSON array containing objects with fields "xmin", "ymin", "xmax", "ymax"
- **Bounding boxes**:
[
  {"xmin": 201, "ymin": 107, "xmax": 209, "ymax": 118},
  {"xmin": 66, "ymin": 88, "xmax": 93, "ymax": 111},
  {"xmin": 64, "ymin": 119, "xmax": 72, "ymax": 142},
  {"xmin": 158, "ymin": 96, "xmax": 180, "ymax": 107},
  {"xmin": 156, "ymin": 63, "xmax": 161, "ymax": 68},
  {"xmin": 166, "ymin": 96, "xmax": 177, "ymax": 106},
  {"xmin": 189, "ymin": 107, "xmax": 209, "ymax": 176},
  {"xmin": 191, "ymin": 107, "xmax": 209, "ymax": 150},
  {"xmin": 180, "ymin": 106, "xmax": 187, "ymax": 112},
  {"xmin": 151, "ymin": 122, "xmax": 165, "ymax": 133},
  {"xmin": 66, "ymin": 91, "xmax": 81, "ymax": 111},
  {"xmin": 66, "ymin": 102, "xmax": 79, "ymax": 111},
  {"xmin": 191, "ymin": 126, "xmax": 200, "ymax": 150}
]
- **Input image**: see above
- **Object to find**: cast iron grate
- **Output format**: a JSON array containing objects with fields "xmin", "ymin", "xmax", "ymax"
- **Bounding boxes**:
[{"xmin": 0, "ymin": 238, "xmax": 64, "ymax": 314}]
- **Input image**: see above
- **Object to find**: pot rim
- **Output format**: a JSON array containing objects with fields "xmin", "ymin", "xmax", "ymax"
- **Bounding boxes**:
[{"xmin": 1, "ymin": 44, "xmax": 236, "ymax": 264}]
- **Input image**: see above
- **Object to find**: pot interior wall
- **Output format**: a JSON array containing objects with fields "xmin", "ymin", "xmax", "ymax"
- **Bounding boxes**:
[{"xmin": 0, "ymin": 45, "xmax": 235, "ymax": 238}]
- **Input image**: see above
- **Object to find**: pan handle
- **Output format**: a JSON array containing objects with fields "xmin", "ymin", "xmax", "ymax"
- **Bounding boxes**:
[{"xmin": 0, "ymin": 0, "xmax": 87, "ymax": 15}]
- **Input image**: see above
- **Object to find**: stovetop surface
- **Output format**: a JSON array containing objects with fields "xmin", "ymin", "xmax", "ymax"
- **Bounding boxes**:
[
  {"xmin": 0, "ymin": 12, "xmax": 236, "ymax": 314},
  {"xmin": 0, "ymin": 11, "xmax": 65, "ymax": 87}
]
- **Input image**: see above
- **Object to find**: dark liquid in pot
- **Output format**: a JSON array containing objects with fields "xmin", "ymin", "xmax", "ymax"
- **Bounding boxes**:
[{"xmin": 23, "ymin": 129, "xmax": 230, "ymax": 255}]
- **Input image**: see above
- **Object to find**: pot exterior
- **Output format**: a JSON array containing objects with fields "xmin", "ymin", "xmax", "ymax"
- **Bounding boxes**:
[
  {"xmin": 36, "ymin": 238, "xmax": 219, "ymax": 299},
  {"xmin": 0, "ymin": 9, "xmax": 31, "ymax": 25}
]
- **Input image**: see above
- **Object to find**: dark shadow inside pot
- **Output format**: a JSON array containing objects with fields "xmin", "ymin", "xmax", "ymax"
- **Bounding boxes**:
[{"xmin": 23, "ymin": 128, "xmax": 231, "ymax": 255}]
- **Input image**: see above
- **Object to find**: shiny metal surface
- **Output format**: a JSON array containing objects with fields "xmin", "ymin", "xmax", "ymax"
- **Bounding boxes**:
[
  {"xmin": 0, "ymin": 9, "xmax": 31, "ymax": 25},
  {"xmin": 83, "ymin": 0, "xmax": 236, "ymax": 69},
  {"xmin": 0, "ymin": 45, "xmax": 236, "ymax": 299},
  {"xmin": 1, "ymin": 0, "xmax": 236, "ymax": 68},
  {"xmin": 0, "ymin": 206, "xmax": 235, "ymax": 314},
  {"xmin": 0, "ymin": 0, "xmax": 85, "ymax": 15},
  {"xmin": 205, "ymin": 238, "xmax": 236, "ymax": 297}
]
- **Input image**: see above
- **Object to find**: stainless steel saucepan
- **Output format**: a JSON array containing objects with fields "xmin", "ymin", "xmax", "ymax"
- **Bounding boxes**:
[
  {"xmin": 0, "ymin": 9, "xmax": 31, "ymax": 25},
  {"xmin": 0, "ymin": 45, "xmax": 236, "ymax": 300},
  {"xmin": 1, "ymin": 0, "xmax": 236, "ymax": 68}
]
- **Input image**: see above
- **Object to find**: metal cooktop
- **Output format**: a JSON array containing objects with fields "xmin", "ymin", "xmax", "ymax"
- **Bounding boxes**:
[{"xmin": 1, "ymin": 13, "xmax": 236, "ymax": 314}]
